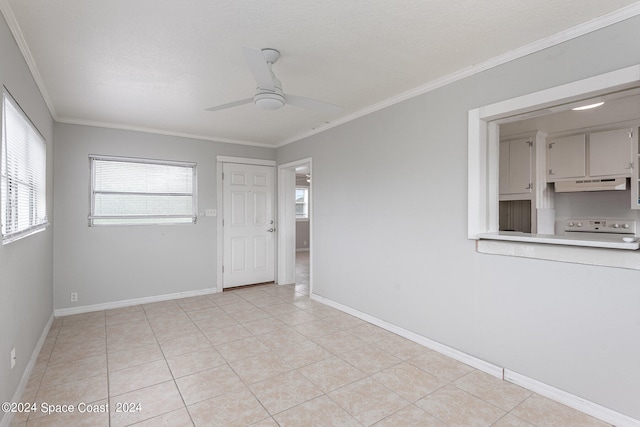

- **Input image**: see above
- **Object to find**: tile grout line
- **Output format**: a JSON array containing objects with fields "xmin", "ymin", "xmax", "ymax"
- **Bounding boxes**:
[
  {"xmin": 104, "ymin": 312, "xmax": 112, "ymax": 427},
  {"xmin": 146, "ymin": 301, "xmax": 196, "ymax": 427}
]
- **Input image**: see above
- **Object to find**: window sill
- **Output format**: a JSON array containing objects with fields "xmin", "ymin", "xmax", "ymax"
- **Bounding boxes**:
[
  {"xmin": 476, "ymin": 233, "xmax": 640, "ymax": 271},
  {"xmin": 296, "ymin": 218, "xmax": 310, "ymax": 222},
  {"xmin": 2, "ymin": 223, "xmax": 48, "ymax": 245}
]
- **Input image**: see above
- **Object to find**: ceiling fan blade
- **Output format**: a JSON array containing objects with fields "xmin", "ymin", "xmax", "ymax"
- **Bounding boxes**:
[
  {"xmin": 205, "ymin": 97, "xmax": 253, "ymax": 112},
  {"xmin": 243, "ymin": 46, "xmax": 275, "ymax": 91},
  {"xmin": 285, "ymin": 94, "xmax": 344, "ymax": 115}
]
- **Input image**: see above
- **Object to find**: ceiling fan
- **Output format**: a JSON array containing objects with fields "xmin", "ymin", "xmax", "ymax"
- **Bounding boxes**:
[{"xmin": 206, "ymin": 46, "xmax": 344, "ymax": 115}]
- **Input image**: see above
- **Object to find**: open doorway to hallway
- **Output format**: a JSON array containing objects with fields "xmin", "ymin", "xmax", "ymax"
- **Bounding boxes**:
[
  {"xmin": 277, "ymin": 158, "xmax": 312, "ymax": 294},
  {"xmin": 294, "ymin": 164, "xmax": 311, "ymax": 295}
]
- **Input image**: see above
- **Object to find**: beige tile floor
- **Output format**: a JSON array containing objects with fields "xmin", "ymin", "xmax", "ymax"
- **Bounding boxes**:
[{"xmin": 10, "ymin": 255, "xmax": 612, "ymax": 426}]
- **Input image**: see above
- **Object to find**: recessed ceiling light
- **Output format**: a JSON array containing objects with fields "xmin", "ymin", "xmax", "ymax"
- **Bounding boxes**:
[{"xmin": 572, "ymin": 101, "xmax": 605, "ymax": 111}]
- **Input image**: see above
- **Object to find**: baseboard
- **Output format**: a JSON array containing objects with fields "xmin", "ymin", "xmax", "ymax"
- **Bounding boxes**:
[
  {"xmin": 505, "ymin": 370, "xmax": 640, "ymax": 427},
  {"xmin": 310, "ymin": 292, "xmax": 640, "ymax": 427},
  {"xmin": 0, "ymin": 313, "xmax": 54, "ymax": 427},
  {"xmin": 310, "ymin": 293, "xmax": 503, "ymax": 378},
  {"xmin": 54, "ymin": 287, "xmax": 217, "ymax": 317}
]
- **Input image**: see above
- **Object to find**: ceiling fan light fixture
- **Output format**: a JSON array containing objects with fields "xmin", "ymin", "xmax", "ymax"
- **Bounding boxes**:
[{"xmin": 254, "ymin": 93, "xmax": 285, "ymax": 110}]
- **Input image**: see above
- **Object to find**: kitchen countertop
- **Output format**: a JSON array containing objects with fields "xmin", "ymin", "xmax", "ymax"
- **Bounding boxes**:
[{"xmin": 478, "ymin": 231, "xmax": 640, "ymax": 250}]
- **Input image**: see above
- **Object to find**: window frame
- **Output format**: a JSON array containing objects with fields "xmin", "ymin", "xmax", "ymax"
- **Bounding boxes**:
[
  {"xmin": 88, "ymin": 154, "xmax": 197, "ymax": 227},
  {"xmin": 1, "ymin": 89, "xmax": 48, "ymax": 244},
  {"xmin": 295, "ymin": 186, "xmax": 309, "ymax": 221}
]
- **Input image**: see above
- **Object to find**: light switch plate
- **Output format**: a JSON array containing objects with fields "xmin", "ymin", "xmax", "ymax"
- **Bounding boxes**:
[{"xmin": 205, "ymin": 209, "xmax": 217, "ymax": 217}]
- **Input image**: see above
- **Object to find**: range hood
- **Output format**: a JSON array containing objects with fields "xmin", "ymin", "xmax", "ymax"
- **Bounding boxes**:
[{"xmin": 554, "ymin": 177, "xmax": 627, "ymax": 193}]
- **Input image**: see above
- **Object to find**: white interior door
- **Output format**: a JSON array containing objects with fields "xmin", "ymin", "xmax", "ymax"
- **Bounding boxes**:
[{"xmin": 223, "ymin": 163, "xmax": 275, "ymax": 288}]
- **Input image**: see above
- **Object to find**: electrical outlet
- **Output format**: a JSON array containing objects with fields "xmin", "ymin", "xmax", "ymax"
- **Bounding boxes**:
[
  {"xmin": 10, "ymin": 347, "xmax": 16, "ymax": 370},
  {"xmin": 70, "ymin": 292, "xmax": 78, "ymax": 302}
]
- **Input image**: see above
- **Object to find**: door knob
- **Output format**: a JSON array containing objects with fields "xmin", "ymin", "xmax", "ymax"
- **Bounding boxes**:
[{"xmin": 267, "ymin": 228, "xmax": 275, "ymax": 232}]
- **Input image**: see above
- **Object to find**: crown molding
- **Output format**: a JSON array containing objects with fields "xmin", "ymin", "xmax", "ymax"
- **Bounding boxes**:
[
  {"xmin": 56, "ymin": 116, "xmax": 275, "ymax": 148},
  {"xmin": 0, "ymin": 0, "xmax": 57, "ymax": 118}
]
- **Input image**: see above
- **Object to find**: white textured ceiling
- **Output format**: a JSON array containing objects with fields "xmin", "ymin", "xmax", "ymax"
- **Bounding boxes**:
[{"xmin": 3, "ymin": 0, "xmax": 640, "ymax": 147}]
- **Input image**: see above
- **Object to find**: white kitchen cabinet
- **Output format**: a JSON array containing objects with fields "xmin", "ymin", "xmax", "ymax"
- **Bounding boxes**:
[
  {"xmin": 546, "ymin": 134, "xmax": 586, "ymax": 181},
  {"xmin": 589, "ymin": 128, "xmax": 633, "ymax": 177},
  {"xmin": 499, "ymin": 138, "xmax": 532, "ymax": 196}
]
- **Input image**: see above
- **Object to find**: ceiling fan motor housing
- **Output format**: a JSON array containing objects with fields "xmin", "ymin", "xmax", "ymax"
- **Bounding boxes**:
[{"xmin": 254, "ymin": 69, "xmax": 285, "ymax": 110}]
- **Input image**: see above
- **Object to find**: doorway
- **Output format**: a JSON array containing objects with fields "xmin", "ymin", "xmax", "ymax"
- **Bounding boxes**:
[{"xmin": 277, "ymin": 158, "xmax": 313, "ymax": 294}]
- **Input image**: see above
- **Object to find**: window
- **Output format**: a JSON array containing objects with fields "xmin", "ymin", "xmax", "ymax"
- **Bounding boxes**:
[
  {"xmin": 89, "ymin": 155, "xmax": 196, "ymax": 226},
  {"xmin": 1, "ymin": 90, "xmax": 47, "ymax": 244},
  {"xmin": 295, "ymin": 187, "xmax": 309, "ymax": 219}
]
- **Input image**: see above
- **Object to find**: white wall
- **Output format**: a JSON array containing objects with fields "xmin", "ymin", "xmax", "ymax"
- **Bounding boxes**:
[
  {"xmin": 53, "ymin": 124, "xmax": 274, "ymax": 309},
  {"xmin": 276, "ymin": 16, "xmax": 640, "ymax": 420},
  {"xmin": 0, "ymin": 12, "xmax": 54, "ymax": 421}
]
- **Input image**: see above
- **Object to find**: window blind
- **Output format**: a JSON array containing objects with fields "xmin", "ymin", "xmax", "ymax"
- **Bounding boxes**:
[
  {"xmin": 1, "ymin": 91, "xmax": 47, "ymax": 243},
  {"xmin": 89, "ymin": 156, "xmax": 196, "ymax": 226}
]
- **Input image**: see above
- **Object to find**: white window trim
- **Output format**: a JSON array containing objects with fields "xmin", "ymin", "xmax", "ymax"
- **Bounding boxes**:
[
  {"xmin": 88, "ymin": 154, "xmax": 197, "ymax": 226},
  {"xmin": 1, "ymin": 89, "xmax": 48, "ymax": 244},
  {"xmin": 468, "ymin": 65, "xmax": 640, "ymax": 268}
]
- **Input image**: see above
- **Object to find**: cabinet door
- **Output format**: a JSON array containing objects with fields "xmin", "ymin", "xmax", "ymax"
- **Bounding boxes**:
[
  {"xmin": 547, "ymin": 134, "xmax": 586, "ymax": 181},
  {"xmin": 589, "ymin": 128, "xmax": 632, "ymax": 177},
  {"xmin": 509, "ymin": 139, "xmax": 532, "ymax": 193},
  {"xmin": 499, "ymin": 139, "xmax": 531, "ymax": 195}
]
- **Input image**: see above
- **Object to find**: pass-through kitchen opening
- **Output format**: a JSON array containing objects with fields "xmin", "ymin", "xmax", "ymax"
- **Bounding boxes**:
[{"xmin": 497, "ymin": 87, "xmax": 640, "ymax": 250}]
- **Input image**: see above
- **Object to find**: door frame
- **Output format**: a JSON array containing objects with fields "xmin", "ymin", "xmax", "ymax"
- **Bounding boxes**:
[
  {"xmin": 277, "ymin": 158, "xmax": 313, "ymax": 293},
  {"xmin": 216, "ymin": 156, "xmax": 276, "ymax": 292}
]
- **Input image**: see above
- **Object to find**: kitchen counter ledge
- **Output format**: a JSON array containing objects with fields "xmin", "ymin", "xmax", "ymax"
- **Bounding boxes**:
[
  {"xmin": 476, "ymin": 233, "xmax": 640, "ymax": 271},
  {"xmin": 478, "ymin": 231, "xmax": 640, "ymax": 250}
]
